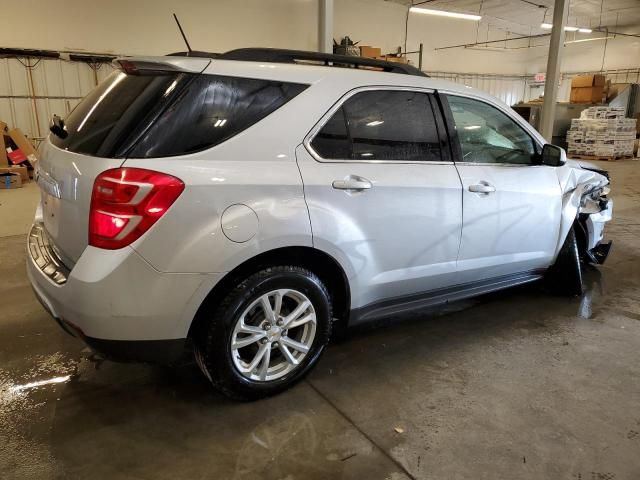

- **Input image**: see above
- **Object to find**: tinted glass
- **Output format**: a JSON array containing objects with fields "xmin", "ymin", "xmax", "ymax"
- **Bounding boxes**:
[
  {"xmin": 310, "ymin": 107, "xmax": 350, "ymax": 159},
  {"xmin": 51, "ymin": 71, "xmax": 307, "ymax": 158},
  {"xmin": 50, "ymin": 71, "xmax": 185, "ymax": 157},
  {"xmin": 311, "ymin": 90, "xmax": 442, "ymax": 161},
  {"xmin": 129, "ymin": 75, "xmax": 307, "ymax": 158},
  {"xmin": 447, "ymin": 95, "xmax": 536, "ymax": 165}
]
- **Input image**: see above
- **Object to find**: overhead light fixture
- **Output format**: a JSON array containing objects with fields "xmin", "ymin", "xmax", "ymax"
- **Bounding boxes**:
[
  {"xmin": 541, "ymin": 23, "xmax": 590, "ymax": 32},
  {"xmin": 366, "ymin": 120, "xmax": 384, "ymax": 127},
  {"xmin": 565, "ymin": 36, "xmax": 614, "ymax": 45},
  {"xmin": 410, "ymin": 7, "xmax": 481, "ymax": 21}
]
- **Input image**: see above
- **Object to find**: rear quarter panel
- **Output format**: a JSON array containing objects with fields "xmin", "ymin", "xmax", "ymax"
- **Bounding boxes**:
[{"xmin": 122, "ymin": 80, "xmax": 348, "ymax": 274}]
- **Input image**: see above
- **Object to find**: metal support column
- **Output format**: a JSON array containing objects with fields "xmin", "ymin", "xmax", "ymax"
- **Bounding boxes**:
[
  {"xmin": 540, "ymin": 0, "xmax": 569, "ymax": 142},
  {"xmin": 318, "ymin": 0, "xmax": 334, "ymax": 54}
]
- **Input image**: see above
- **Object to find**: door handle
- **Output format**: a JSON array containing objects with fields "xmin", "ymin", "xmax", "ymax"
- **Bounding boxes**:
[
  {"xmin": 468, "ymin": 183, "xmax": 496, "ymax": 194},
  {"xmin": 332, "ymin": 175, "xmax": 372, "ymax": 191}
]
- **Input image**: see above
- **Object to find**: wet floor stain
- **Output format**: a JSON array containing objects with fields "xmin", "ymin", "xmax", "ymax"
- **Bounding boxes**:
[{"xmin": 0, "ymin": 352, "xmax": 78, "ymax": 478}]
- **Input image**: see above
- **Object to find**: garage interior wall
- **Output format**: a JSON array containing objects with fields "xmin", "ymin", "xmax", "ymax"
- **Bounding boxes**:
[{"xmin": 1, "ymin": 0, "xmax": 639, "ymax": 140}]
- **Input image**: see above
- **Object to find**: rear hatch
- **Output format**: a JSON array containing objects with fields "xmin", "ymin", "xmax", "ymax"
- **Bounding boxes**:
[
  {"xmin": 37, "ymin": 57, "xmax": 211, "ymax": 265},
  {"xmin": 38, "ymin": 55, "xmax": 309, "ymax": 266}
]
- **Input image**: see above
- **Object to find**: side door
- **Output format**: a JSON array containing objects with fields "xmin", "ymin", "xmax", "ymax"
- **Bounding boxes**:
[
  {"xmin": 296, "ymin": 87, "xmax": 463, "ymax": 316},
  {"xmin": 441, "ymin": 93, "xmax": 562, "ymax": 284}
]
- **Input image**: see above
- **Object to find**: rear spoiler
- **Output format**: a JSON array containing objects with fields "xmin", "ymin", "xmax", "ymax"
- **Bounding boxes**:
[{"xmin": 112, "ymin": 56, "xmax": 210, "ymax": 75}]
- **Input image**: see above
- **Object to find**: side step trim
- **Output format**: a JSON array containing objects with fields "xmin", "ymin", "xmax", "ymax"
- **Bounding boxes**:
[{"xmin": 349, "ymin": 270, "xmax": 545, "ymax": 326}]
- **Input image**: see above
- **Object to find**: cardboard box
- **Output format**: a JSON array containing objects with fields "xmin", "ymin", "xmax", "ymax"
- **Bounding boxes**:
[
  {"xmin": 0, "ymin": 171, "xmax": 22, "ymax": 189},
  {"xmin": 359, "ymin": 46, "xmax": 382, "ymax": 58},
  {"xmin": 8, "ymin": 128, "xmax": 38, "ymax": 164},
  {"xmin": 0, "ymin": 165, "xmax": 29, "ymax": 183},
  {"xmin": 571, "ymin": 74, "xmax": 606, "ymax": 88},
  {"xmin": 0, "ymin": 133, "xmax": 7, "ymax": 167},
  {"xmin": 570, "ymin": 86, "xmax": 604, "ymax": 104}
]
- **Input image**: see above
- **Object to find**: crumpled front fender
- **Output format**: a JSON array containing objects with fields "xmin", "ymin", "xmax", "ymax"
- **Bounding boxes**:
[{"xmin": 554, "ymin": 164, "xmax": 609, "ymax": 259}]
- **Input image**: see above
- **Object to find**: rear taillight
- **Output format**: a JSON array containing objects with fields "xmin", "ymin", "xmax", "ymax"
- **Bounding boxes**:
[{"xmin": 89, "ymin": 168, "xmax": 184, "ymax": 250}]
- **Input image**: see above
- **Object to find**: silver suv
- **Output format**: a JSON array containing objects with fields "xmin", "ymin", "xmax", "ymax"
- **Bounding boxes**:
[{"xmin": 28, "ymin": 49, "xmax": 612, "ymax": 399}]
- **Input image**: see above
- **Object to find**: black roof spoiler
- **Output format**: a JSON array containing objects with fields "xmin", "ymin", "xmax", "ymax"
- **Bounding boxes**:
[{"xmin": 169, "ymin": 47, "xmax": 427, "ymax": 77}]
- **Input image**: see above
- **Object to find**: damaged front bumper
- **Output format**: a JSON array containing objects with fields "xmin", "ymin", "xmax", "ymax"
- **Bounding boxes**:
[{"xmin": 580, "ymin": 191, "xmax": 613, "ymax": 265}]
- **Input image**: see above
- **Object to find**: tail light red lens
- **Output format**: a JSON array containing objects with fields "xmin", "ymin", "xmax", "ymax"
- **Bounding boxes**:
[{"xmin": 89, "ymin": 168, "xmax": 185, "ymax": 250}]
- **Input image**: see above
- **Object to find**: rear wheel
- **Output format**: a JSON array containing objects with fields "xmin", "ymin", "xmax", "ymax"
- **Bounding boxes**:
[
  {"xmin": 194, "ymin": 266, "xmax": 332, "ymax": 400},
  {"xmin": 546, "ymin": 226, "xmax": 583, "ymax": 296}
]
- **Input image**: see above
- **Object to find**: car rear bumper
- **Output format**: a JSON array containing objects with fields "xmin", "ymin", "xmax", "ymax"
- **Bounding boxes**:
[{"xmin": 27, "ymin": 222, "xmax": 222, "ymax": 363}]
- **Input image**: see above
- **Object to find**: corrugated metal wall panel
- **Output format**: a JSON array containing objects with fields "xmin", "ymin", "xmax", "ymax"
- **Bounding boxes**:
[
  {"xmin": 0, "ymin": 58, "xmax": 116, "ymax": 142},
  {"xmin": 428, "ymin": 72, "xmax": 528, "ymax": 107}
]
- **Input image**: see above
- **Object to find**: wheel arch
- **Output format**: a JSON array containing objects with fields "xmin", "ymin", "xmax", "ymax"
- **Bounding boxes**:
[{"xmin": 188, "ymin": 246, "xmax": 351, "ymax": 340}]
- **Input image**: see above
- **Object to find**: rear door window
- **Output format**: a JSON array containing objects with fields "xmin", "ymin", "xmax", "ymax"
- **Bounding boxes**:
[
  {"xmin": 310, "ymin": 90, "xmax": 442, "ymax": 161},
  {"xmin": 51, "ymin": 71, "xmax": 307, "ymax": 158}
]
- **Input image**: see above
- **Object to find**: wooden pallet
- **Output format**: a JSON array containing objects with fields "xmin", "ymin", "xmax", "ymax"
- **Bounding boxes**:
[{"xmin": 568, "ymin": 154, "xmax": 635, "ymax": 162}]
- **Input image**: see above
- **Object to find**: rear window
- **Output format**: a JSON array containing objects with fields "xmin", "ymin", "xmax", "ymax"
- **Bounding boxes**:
[{"xmin": 51, "ymin": 71, "xmax": 308, "ymax": 158}]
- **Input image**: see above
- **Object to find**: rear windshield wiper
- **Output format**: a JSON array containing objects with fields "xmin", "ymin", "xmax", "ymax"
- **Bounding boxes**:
[{"xmin": 50, "ymin": 114, "xmax": 68, "ymax": 139}]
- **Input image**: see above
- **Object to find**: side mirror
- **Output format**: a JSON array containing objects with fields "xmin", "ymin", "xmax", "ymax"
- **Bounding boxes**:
[
  {"xmin": 49, "ymin": 114, "xmax": 68, "ymax": 139},
  {"xmin": 541, "ymin": 144, "xmax": 566, "ymax": 167}
]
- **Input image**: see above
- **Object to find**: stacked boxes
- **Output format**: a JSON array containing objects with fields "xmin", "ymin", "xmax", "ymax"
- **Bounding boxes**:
[
  {"xmin": 570, "ymin": 74, "xmax": 606, "ymax": 104},
  {"xmin": 566, "ymin": 107, "xmax": 637, "ymax": 158},
  {"xmin": 579, "ymin": 106, "xmax": 626, "ymax": 119}
]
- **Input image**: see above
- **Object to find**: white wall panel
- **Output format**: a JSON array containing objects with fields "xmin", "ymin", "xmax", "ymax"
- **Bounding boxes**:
[
  {"xmin": 429, "ymin": 72, "xmax": 528, "ymax": 106},
  {"xmin": 0, "ymin": 58, "xmax": 117, "ymax": 142}
]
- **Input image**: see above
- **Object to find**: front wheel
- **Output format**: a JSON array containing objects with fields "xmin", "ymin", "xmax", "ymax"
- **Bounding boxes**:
[{"xmin": 194, "ymin": 266, "xmax": 332, "ymax": 400}]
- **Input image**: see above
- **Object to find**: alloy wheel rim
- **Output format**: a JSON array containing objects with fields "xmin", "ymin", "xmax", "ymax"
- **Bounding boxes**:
[{"xmin": 231, "ymin": 289, "xmax": 317, "ymax": 382}]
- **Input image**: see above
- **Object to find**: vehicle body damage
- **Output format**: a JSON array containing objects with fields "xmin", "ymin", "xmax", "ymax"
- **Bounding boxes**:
[{"xmin": 559, "ymin": 159, "xmax": 613, "ymax": 265}]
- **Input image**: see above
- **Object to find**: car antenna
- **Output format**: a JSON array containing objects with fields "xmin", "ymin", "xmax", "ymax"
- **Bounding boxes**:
[{"xmin": 173, "ymin": 13, "xmax": 193, "ymax": 56}]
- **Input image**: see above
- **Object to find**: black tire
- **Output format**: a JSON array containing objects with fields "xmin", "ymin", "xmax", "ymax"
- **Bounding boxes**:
[
  {"xmin": 546, "ymin": 226, "xmax": 584, "ymax": 296},
  {"xmin": 194, "ymin": 266, "xmax": 332, "ymax": 400}
]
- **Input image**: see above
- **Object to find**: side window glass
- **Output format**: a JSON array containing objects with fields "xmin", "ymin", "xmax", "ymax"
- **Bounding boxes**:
[
  {"xmin": 447, "ymin": 95, "xmax": 536, "ymax": 165},
  {"xmin": 344, "ymin": 90, "xmax": 441, "ymax": 161},
  {"xmin": 310, "ymin": 107, "xmax": 350, "ymax": 159},
  {"xmin": 310, "ymin": 90, "xmax": 442, "ymax": 162}
]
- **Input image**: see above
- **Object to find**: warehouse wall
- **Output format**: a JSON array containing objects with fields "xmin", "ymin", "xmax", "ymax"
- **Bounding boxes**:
[
  {"xmin": 335, "ymin": 0, "xmax": 531, "ymax": 74},
  {"xmin": 0, "ymin": 58, "xmax": 116, "ymax": 141},
  {"xmin": 525, "ymin": 32, "xmax": 640, "ymax": 74},
  {"xmin": 0, "ymin": 0, "xmax": 317, "ymax": 56},
  {"xmin": 1, "ymin": 0, "xmax": 530, "ymax": 74}
]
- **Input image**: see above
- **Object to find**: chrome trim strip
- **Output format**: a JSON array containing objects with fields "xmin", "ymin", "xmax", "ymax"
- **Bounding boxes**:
[
  {"xmin": 454, "ymin": 162, "xmax": 546, "ymax": 168},
  {"xmin": 28, "ymin": 223, "xmax": 70, "ymax": 285}
]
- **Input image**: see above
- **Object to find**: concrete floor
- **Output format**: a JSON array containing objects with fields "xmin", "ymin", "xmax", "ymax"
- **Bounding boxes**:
[{"xmin": 2, "ymin": 161, "xmax": 640, "ymax": 480}]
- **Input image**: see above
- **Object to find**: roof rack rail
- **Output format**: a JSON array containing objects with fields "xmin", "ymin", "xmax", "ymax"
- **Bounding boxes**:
[
  {"xmin": 216, "ymin": 48, "xmax": 428, "ymax": 77},
  {"xmin": 167, "ymin": 51, "xmax": 221, "ymax": 58}
]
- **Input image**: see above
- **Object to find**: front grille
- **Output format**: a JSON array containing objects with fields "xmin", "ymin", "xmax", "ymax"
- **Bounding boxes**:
[{"xmin": 28, "ymin": 223, "xmax": 70, "ymax": 285}]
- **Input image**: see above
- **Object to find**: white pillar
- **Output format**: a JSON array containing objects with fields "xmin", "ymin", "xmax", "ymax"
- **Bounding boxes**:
[
  {"xmin": 540, "ymin": 0, "xmax": 569, "ymax": 142},
  {"xmin": 318, "ymin": 0, "xmax": 334, "ymax": 53}
]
